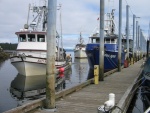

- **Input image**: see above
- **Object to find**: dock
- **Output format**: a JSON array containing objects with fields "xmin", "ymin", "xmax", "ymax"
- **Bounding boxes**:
[{"xmin": 4, "ymin": 59, "xmax": 144, "ymax": 113}]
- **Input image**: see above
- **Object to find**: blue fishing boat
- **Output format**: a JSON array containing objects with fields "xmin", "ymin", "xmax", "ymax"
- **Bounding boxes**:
[{"xmin": 86, "ymin": 10, "xmax": 126, "ymax": 73}]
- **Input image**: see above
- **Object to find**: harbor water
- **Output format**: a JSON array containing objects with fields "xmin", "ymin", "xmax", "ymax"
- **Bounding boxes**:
[{"xmin": 0, "ymin": 51, "xmax": 89, "ymax": 112}]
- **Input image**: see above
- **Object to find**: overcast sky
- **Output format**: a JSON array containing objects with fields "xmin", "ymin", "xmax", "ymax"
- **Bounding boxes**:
[{"xmin": 0, "ymin": 0, "xmax": 150, "ymax": 49}]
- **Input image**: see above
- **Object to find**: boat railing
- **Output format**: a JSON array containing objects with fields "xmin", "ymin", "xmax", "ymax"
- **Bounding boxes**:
[{"xmin": 11, "ymin": 51, "xmax": 46, "ymax": 58}]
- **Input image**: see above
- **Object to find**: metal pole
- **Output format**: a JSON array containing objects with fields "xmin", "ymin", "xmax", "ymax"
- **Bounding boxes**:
[
  {"xmin": 118, "ymin": 0, "xmax": 122, "ymax": 72},
  {"xmin": 27, "ymin": 4, "xmax": 31, "ymax": 27},
  {"xmin": 136, "ymin": 21, "xmax": 138, "ymax": 61},
  {"xmin": 147, "ymin": 40, "xmax": 149, "ymax": 58},
  {"xmin": 140, "ymin": 29, "xmax": 142, "ymax": 58},
  {"xmin": 141, "ymin": 30, "xmax": 144, "ymax": 58},
  {"xmin": 126, "ymin": 5, "xmax": 129, "ymax": 63},
  {"xmin": 132, "ymin": 14, "xmax": 135, "ymax": 63},
  {"xmin": 99, "ymin": 0, "xmax": 104, "ymax": 81},
  {"xmin": 45, "ymin": 0, "xmax": 57, "ymax": 109},
  {"xmin": 138, "ymin": 26, "xmax": 140, "ymax": 60}
]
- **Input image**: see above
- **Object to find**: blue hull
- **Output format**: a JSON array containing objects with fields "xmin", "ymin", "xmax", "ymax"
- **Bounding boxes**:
[{"xmin": 86, "ymin": 43, "xmax": 125, "ymax": 72}]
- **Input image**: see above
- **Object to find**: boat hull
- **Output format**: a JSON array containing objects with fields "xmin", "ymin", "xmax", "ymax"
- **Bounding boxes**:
[
  {"xmin": 74, "ymin": 49, "xmax": 87, "ymax": 58},
  {"xmin": 86, "ymin": 43, "xmax": 125, "ymax": 72},
  {"xmin": 10, "ymin": 56, "xmax": 70, "ymax": 76}
]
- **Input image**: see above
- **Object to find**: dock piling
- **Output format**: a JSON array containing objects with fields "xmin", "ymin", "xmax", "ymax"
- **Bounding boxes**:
[
  {"xmin": 118, "ymin": 0, "xmax": 122, "ymax": 72},
  {"xmin": 99, "ymin": 0, "xmax": 105, "ymax": 81},
  {"xmin": 45, "ymin": 0, "xmax": 57, "ymax": 109}
]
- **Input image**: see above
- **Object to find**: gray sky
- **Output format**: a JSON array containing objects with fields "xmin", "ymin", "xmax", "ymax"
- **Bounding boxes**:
[{"xmin": 0, "ymin": 0, "xmax": 150, "ymax": 49}]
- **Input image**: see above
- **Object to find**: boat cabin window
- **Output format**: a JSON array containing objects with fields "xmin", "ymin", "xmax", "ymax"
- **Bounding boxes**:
[
  {"xmin": 105, "ymin": 39, "xmax": 110, "ymax": 43},
  {"xmin": 37, "ymin": 34, "xmax": 45, "ymax": 42},
  {"xmin": 19, "ymin": 34, "xmax": 26, "ymax": 42},
  {"xmin": 91, "ymin": 38, "xmax": 99, "ymax": 43},
  {"xmin": 28, "ymin": 34, "xmax": 35, "ymax": 42},
  {"xmin": 111, "ymin": 39, "xmax": 115, "ymax": 43}
]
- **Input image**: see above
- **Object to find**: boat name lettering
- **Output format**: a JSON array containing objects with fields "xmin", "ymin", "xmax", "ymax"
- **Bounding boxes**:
[
  {"xmin": 37, "ymin": 59, "xmax": 46, "ymax": 63},
  {"xmin": 104, "ymin": 54, "xmax": 116, "ymax": 58}
]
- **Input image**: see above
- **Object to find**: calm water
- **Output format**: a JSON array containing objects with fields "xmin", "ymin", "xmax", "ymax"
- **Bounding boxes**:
[{"xmin": 0, "ymin": 51, "xmax": 89, "ymax": 112}]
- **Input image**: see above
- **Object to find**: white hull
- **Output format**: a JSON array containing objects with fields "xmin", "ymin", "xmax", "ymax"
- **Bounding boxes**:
[
  {"xmin": 74, "ymin": 49, "xmax": 87, "ymax": 58},
  {"xmin": 10, "ymin": 56, "xmax": 70, "ymax": 76}
]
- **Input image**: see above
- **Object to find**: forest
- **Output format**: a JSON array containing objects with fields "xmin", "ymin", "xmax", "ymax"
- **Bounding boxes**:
[{"xmin": 0, "ymin": 43, "xmax": 17, "ymax": 50}]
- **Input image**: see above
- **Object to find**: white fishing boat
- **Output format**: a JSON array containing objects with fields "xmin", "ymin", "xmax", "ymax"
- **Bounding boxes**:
[
  {"xmin": 10, "ymin": 1, "xmax": 71, "ymax": 76},
  {"xmin": 74, "ymin": 33, "xmax": 87, "ymax": 58}
]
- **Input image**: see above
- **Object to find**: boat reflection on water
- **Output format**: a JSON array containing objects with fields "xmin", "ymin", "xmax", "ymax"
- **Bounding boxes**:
[
  {"xmin": 10, "ymin": 67, "xmax": 72, "ymax": 102},
  {"xmin": 73, "ymin": 58, "xmax": 89, "ymax": 83},
  {"xmin": 127, "ymin": 84, "xmax": 150, "ymax": 113},
  {"xmin": 10, "ymin": 74, "xmax": 46, "ymax": 99},
  {"xmin": 127, "ymin": 58, "xmax": 150, "ymax": 113}
]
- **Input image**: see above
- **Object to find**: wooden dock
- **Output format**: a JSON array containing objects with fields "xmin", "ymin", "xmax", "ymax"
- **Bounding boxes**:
[{"xmin": 4, "ymin": 59, "xmax": 144, "ymax": 113}]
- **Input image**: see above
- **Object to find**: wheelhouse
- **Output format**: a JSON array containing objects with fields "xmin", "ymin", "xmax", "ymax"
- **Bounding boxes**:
[
  {"xmin": 16, "ymin": 31, "xmax": 46, "ymax": 43},
  {"xmin": 89, "ymin": 35, "xmax": 118, "ymax": 44}
]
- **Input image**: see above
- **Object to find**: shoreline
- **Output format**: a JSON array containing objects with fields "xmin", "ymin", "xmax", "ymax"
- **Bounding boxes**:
[{"xmin": 0, "ymin": 51, "xmax": 9, "ymax": 60}]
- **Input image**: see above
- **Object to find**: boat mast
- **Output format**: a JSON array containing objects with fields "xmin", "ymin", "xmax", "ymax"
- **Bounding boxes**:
[
  {"xmin": 42, "ymin": 0, "xmax": 47, "ymax": 31},
  {"xmin": 24, "ymin": 4, "xmax": 31, "ymax": 29},
  {"xmin": 57, "ymin": 4, "xmax": 64, "ymax": 61},
  {"xmin": 27, "ymin": 4, "xmax": 30, "ymax": 27},
  {"xmin": 79, "ymin": 32, "xmax": 83, "ymax": 44},
  {"xmin": 59, "ymin": 4, "xmax": 64, "ymax": 61}
]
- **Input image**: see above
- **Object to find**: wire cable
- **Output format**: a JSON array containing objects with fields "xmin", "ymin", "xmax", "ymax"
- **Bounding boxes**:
[{"xmin": 124, "ymin": 0, "xmax": 134, "ymax": 15}]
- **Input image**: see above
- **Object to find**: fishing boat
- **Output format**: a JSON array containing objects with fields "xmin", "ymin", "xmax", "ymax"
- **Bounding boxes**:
[
  {"xmin": 74, "ymin": 33, "xmax": 87, "ymax": 58},
  {"xmin": 86, "ymin": 9, "xmax": 126, "ymax": 73},
  {"xmin": 10, "ymin": 1, "xmax": 71, "ymax": 76}
]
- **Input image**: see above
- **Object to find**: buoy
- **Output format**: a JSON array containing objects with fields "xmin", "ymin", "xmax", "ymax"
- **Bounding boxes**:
[
  {"xmin": 59, "ymin": 73, "xmax": 64, "ymax": 78},
  {"xmin": 59, "ymin": 67, "xmax": 64, "ymax": 73}
]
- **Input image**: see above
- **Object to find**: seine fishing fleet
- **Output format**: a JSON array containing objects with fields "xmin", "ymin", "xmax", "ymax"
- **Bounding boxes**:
[
  {"xmin": 86, "ymin": 9, "xmax": 126, "ymax": 73},
  {"xmin": 10, "ymin": 1, "xmax": 71, "ymax": 76}
]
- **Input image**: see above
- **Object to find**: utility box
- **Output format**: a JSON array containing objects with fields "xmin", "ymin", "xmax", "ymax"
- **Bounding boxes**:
[{"xmin": 94, "ymin": 65, "xmax": 99, "ymax": 84}]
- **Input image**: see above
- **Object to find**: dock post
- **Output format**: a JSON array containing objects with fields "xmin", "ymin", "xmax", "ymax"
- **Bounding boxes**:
[
  {"xmin": 118, "ymin": 0, "xmax": 122, "ymax": 71},
  {"xmin": 136, "ymin": 21, "xmax": 138, "ymax": 62},
  {"xmin": 132, "ymin": 14, "xmax": 135, "ymax": 64},
  {"xmin": 45, "ymin": 0, "xmax": 57, "ymax": 110},
  {"xmin": 94, "ymin": 65, "xmax": 99, "ymax": 84},
  {"xmin": 99, "ymin": 0, "xmax": 105, "ymax": 81},
  {"xmin": 138, "ymin": 25, "xmax": 140, "ymax": 61},
  {"xmin": 147, "ymin": 40, "xmax": 149, "ymax": 59},
  {"xmin": 126, "ymin": 5, "xmax": 130, "ymax": 66}
]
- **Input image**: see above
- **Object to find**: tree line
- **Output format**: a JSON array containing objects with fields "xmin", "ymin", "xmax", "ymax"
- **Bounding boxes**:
[{"xmin": 0, "ymin": 43, "xmax": 17, "ymax": 50}]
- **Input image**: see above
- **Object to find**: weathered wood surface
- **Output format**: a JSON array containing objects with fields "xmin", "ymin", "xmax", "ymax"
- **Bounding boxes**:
[{"xmin": 33, "ymin": 60, "xmax": 144, "ymax": 113}]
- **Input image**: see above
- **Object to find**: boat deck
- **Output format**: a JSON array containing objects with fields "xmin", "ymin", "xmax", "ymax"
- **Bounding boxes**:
[{"xmin": 28, "ymin": 59, "xmax": 144, "ymax": 113}]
